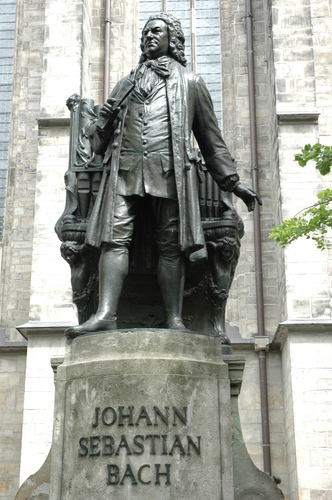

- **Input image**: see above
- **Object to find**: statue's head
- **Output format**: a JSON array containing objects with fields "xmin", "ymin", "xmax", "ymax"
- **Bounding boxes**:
[
  {"xmin": 219, "ymin": 236, "xmax": 238, "ymax": 262},
  {"xmin": 60, "ymin": 241, "xmax": 81, "ymax": 266},
  {"xmin": 140, "ymin": 13, "xmax": 187, "ymax": 66}
]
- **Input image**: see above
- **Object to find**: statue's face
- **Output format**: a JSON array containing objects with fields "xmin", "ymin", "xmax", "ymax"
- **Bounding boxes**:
[
  {"xmin": 141, "ymin": 19, "xmax": 169, "ymax": 60},
  {"xmin": 221, "ymin": 245, "xmax": 234, "ymax": 262},
  {"xmin": 65, "ymin": 249, "xmax": 76, "ymax": 265}
]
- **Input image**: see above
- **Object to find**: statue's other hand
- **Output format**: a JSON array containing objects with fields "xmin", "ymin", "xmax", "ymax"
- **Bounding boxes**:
[
  {"xmin": 233, "ymin": 183, "xmax": 262, "ymax": 212},
  {"xmin": 99, "ymin": 98, "xmax": 120, "ymax": 119}
]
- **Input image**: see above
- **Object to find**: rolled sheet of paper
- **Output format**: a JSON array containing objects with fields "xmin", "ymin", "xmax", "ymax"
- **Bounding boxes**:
[{"xmin": 96, "ymin": 78, "xmax": 135, "ymax": 130}]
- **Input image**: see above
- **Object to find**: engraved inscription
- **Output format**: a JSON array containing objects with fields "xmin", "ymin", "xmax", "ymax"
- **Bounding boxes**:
[{"xmin": 78, "ymin": 405, "xmax": 201, "ymax": 486}]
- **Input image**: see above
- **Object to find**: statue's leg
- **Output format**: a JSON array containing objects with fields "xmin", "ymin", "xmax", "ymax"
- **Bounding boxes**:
[
  {"xmin": 96, "ymin": 243, "xmax": 129, "ymax": 321},
  {"xmin": 154, "ymin": 198, "xmax": 189, "ymax": 331},
  {"xmin": 65, "ymin": 195, "xmax": 138, "ymax": 338}
]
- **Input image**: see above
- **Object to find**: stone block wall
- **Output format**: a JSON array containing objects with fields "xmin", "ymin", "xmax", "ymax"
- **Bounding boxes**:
[
  {"xmin": 220, "ymin": 0, "xmax": 283, "ymax": 338},
  {"xmin": 27, "ymin": 0, "xmax": 84, "ymax": 324},
  {"xmin": 264, "ymin": 0, "xmax": 288, "ymax": 326},
  {"xmin": 310, "ymin": 0, "xmax": 332, "ymax": 325},
  {"xmin": 82, "ymin": 0, "xmax": 103, "ymax": 102},
  {"xmin": 272, "ymin": 0, "xmax": 332, "ymax": 321},
  {"xmin": 0, "ymin": 0, "xmax": 331, "ymax": 498},
  {"xmin": 28, "ymin": 124, "xmax": 75, "ymax": 324},
  {"xmin": 272, "ymin": 0, "xmax": 316, "ymax": 109},
  {"xmin": 311, "ymin": 0, "xmax": 332, "ymax": 143},
  {"xmin": 109, "ymin": 0, "xmax": 139, "ymax": 91},
  {"xmin": 276, "ymin": 323, "xmax": 332, "ymax": 500},
  {"xmin": 0, "ymin": 2, "xmax": 48, "ymax": 491},
  {"xmin": 10, "ymin": 1, "xmax": 150, "ymax": 492},
  {"xmin": 19, "ymin": 331, "xmax": 65, "ymax": 486},
  {"xmin": 40, "ymin": 0, "xmax": 83, "ymax": 115},
  {"xmin": 0, "ymin": 0, "xmax": 46, "ymax": 342},
  {"xmin": 238, "ymin": 349, "xmax": 290, "ymax": 498},
  {"xmin": 0, "ymin": 351, "xmax": 26, "ymax": 499},
  {"xmin": 27, "ymin": 0, "xmax": 140, "ymax": 325},
  {"xmin": 279, "ymin": 334, "xmax": 298, "ymax": 498}
]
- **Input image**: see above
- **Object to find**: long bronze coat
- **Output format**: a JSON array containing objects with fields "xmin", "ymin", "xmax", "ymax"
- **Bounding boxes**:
[{"xmin": 86, "ymin": 58, "xmax": 239, "ymax": 263}]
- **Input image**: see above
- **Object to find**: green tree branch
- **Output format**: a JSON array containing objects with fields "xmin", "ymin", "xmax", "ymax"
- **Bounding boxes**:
[{"xmin": 270, "ymin": 144, "xmax": 332, "ymax": 250}]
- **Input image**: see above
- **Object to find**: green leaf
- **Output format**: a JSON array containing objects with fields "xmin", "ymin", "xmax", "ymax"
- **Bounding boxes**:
[
  {"xmin": 294, "ymin": 143, "xmax": 332, "ymax": 176},
  {"xmin": 270, "ymin": 189, "xmax": 332, "ymax": 250},
  {"xmin": 271, "ymin": 145, "xmax": 332, "ymax": 250}
]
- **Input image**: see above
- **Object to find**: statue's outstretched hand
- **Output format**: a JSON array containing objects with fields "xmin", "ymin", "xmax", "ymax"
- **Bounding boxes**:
[{"xmin": 233, "ymin": 183, "xmax": 262, "ymax": 212}]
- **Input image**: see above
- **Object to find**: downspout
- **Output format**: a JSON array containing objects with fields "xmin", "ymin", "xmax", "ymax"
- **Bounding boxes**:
[
  {"xmin": 245, "ymin": 0, "xmax": 272, "ymax": 476},
  {"xmin": 104, "ymin": 0, "xmax": 112, "ymax": 102}
]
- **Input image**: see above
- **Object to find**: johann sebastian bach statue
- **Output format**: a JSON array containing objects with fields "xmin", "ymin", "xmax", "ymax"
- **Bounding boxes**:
[{"xmin": 62, "ymin": 13, "xmax": 261, "ymax": 339}]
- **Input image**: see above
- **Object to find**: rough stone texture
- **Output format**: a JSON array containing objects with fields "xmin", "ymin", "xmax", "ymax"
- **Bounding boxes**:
[
  {"xmin": 0, "ymin": 351, "xmax": 26, "ymax": 500},
  {"xmin": 39, "ymin": 0, "xmax": 83, "ymax": 116},
  {"xmin": 81, "ymin": 0, "xmax": 139, "ymax": 104},
  {"xmin": 311, "ymin": 0, "xmax": 332, "ymax": 143},
  {"xmin": 16, "ymin": 347, "xmax": 287, "ymax": 500},
  {"xmin": 50, "ymin": 330, "xmax": 234, "ymax": 500},
  {"xmin": 17, "ymin": 341, "xmax": 291, "ymax": 499},
  {"xmin": 272, "ymin": 0, "xmax": 316, "ymax": 108},
  {"xmin": 0, "ymin": 0, "xmax": 46, "ymax": 342},
  {"xmin": 220, "ymin": 0, "xmax": 283, "ymax": 338},
  {"xmin": 272, "ymin": 0, "xmax": 332, "ymax": 322},
  {"xmin": 226, "ymin": 356, "xmax": 284, "ymax": 499},
  {"xmin": 14, "ymin": 448, "xmax": 51, "ymax": 500},
  {"xmin": 277, "ymin": 121, "xmax": 331, "ymax": 321},
  {"xmin": 276, "ymin": 323, "xmax": 332, "ymax": 500},
  {"xmin": 17, "ymin": 327, "xmax": 65, "ymax": 487},
  {"xmin": 28, "ymin": 0, "xmax": 140, "ymax": 326},
  {"xmin": 109, "ymin": 0, "xmax": 139, "ymax": 91},
  {"xmin": 28, "ymin": 124, "xmax": 76, "ymax": 324},
  {"xmin": 0, "ymin": 0, "xmax": 331, "ymax": 498},
  {"xmin": 238, "ymin": 350, "xmax": 289, "ymax": 497},
  {"xmin": 264, "ymin": 0, "xmax": 288, "ymax": 326},
  {"xmin": 27, "ymin": 0, "xmax": 84, "ymax": 325}
]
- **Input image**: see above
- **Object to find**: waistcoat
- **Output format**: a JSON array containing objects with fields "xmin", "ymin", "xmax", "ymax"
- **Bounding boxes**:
[{"xmin": 116, "ymin": 79, "xmax": 177, "ymax": 200}]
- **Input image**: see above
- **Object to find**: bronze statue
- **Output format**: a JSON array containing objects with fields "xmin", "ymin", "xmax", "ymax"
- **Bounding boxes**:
[{"xmin": 61, "ymin": 13, "xmax": 261, "ymax": 339}]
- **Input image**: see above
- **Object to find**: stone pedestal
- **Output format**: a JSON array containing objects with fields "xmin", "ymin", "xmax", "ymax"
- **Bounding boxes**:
[
  {"xmin": 48, "ymin": 329, "xmax": 283, "ymax": 500},
  {"xmin": 50, "ymin": 330, "xmax": 234, "ymax": 500}
]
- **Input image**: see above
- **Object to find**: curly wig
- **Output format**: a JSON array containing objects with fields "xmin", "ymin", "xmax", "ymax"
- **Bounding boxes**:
[{"xmin": 139, "ymin": 12, "xmax": 187, "ymax": 67}]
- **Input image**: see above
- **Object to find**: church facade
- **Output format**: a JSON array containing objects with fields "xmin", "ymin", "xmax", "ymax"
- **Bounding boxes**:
[{"xmin": 0, "ymin": 0, "xmax": 331, "ymax": 499}]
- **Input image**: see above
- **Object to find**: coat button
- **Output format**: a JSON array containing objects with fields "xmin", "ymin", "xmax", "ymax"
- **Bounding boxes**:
[{"xmin": 113, "ymin": 142, "xmax": 119, "ymax": 149}]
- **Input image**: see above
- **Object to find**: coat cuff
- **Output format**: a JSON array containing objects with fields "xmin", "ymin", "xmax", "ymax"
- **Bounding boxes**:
[{"xmin": 219, "ymin": 174, "xmax": 240, "ymax": 192}]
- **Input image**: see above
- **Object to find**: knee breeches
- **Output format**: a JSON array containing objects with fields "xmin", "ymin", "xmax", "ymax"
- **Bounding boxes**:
[{"xmin": 107, "ymin": 195, "xmax": 180, "ymax": 259}]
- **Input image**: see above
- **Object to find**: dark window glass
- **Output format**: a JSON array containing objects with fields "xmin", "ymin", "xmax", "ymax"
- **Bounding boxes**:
[{"xmin": 0, "ymin": 0, "xmax": 16, "ymax": 240}]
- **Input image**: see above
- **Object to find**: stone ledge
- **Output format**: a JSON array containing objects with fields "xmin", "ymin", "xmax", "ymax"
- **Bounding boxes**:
[
  {"xmin": 230, "ymin": 337, "xmax": 281, "ymax": 352},
  {"xmin": 16, "ymin": 322, "xmax": 69, "ymax": 340},
  {"xmin": 37, "ymin": 117, "xmax": 70, "ymax": 128},
  {"xmin": 15, "ymin": 322, "xmax": 282, "ymax": 352},
  {"xmin": 0, "ymin": 328, "xmax": 27, "ymax": 352},
  {"xmin": 63, "ymin": 328, "xmax": 228, "ymax": 370},
  {"xmin": 277, "ymin": 109, "xmax": 320, "ymax": 124},
  {"xmin": 273, "ymin": 319, "xmax": 332, "ymax": 350}
]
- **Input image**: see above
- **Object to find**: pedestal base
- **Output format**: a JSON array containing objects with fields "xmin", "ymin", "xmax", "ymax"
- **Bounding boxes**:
[
  {"xmin": 50, "ymin": 329, "xmax": 234, "ymax": 499},
  {"xmin": 48, "ymin": 329, "xmax": 283, "ymax": 499}
]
